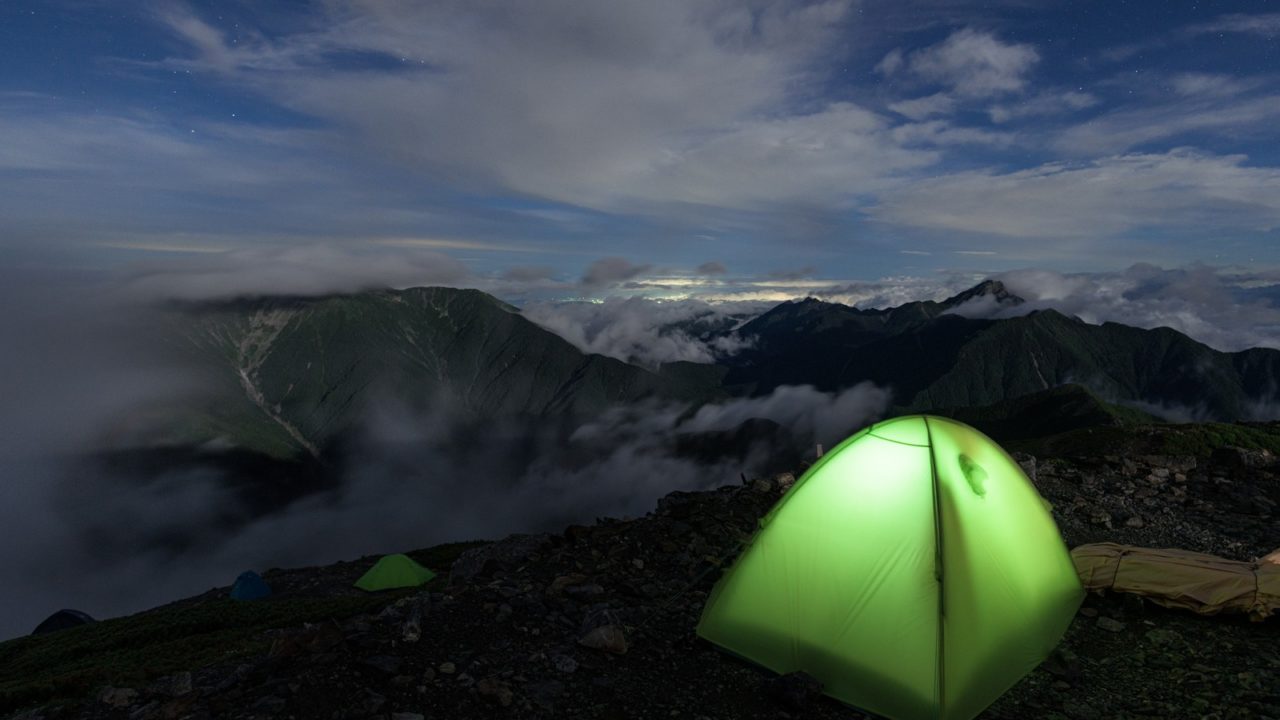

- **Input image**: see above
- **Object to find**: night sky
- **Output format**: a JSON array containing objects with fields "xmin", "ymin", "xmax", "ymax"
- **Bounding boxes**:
[{"xmin": 1, "ymin": 0, "xmax": 1277, "ymax": 297}]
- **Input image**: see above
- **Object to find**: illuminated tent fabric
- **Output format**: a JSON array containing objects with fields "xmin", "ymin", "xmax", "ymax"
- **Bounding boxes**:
[
  {"xmin": 1072, "ymin": 543, "xmax": 1280, "ymax": 621},
  {"xmin": 230, "ymin": 570, "xmax": 272, "ymax": 601},
  {"xmin": 697, "ymin": 415, "xmax": 1083, "ymax": 720},
  {"xmin": 354, "ymin": 554, "xmax": 436, "ymax": 592},
  {"xmin": 32, "ymin": 609, "xmax": 95, "ymax": 636}
]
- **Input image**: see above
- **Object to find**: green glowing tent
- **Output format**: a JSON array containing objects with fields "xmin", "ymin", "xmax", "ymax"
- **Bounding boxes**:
[
  {"xmin": 354, "ymin": 554, "xmax": 436, "ymax": 592},
  {"xmin": 697, "ymin": 415, "xmax": 1083, "ymax": 720}
]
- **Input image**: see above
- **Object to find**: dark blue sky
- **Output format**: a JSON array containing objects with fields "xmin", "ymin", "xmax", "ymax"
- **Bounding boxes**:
[{"xmin": 2, "ymin": 0, "xmax": 1277, "ymax": 300}]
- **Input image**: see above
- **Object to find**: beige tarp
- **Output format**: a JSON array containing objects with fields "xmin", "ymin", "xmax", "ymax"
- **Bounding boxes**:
[{"xmin": 1071, "ymin": 543, "xmax": 1280, "ymax": 621}]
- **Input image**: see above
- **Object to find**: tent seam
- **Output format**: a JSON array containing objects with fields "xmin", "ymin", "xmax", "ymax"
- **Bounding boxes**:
[{"xmin": 923, "ymin": 416, "xmax": 945, "ymax": 719}]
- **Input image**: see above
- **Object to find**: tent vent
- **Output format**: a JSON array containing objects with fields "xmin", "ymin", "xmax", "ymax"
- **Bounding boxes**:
[{"xmin": 958, "ymin": 454, "xmax": 988, "ymax": 497}]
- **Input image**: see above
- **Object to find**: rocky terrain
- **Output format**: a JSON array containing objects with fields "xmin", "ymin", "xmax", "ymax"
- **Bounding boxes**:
[{"xmin": 4, "ymin": 441, "xmax": 1279, "ymax": 720}]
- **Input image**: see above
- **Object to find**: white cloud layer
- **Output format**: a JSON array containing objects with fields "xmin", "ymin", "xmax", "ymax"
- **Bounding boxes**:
[
  {"xmin": 522, "ymin": 296, "xmax": 759, "ymax": 367},
  {"xmin": 118, "ymin": 244, "xmax": 471, "ymax": 301},
  {"xmin": 995, "ymin": 265, "xmax": 1280, "ymax": 352},
  {"xmin": 152, "ymin": 1, "xmax": 942, "ymax": 212}
]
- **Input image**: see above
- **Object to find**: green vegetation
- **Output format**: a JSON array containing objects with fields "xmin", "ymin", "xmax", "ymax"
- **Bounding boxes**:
[
  {"xmin": 0, "ymin": 540, "xmax": 484, "ymax": 715},
  {"xmin": 931, "ymin": 384, "xmax": 1162, "ymax": 443},
  {"xmin": 1009, "ymin": 421, "xmax": 1280, "ymax": 458},
  {"xmin": 163, "ymin": 287, "xmax": 727, "ymax": 456}
]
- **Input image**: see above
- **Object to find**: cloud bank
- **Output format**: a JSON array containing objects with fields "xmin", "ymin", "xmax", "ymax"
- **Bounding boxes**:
[
  {"xmin": 522, "ymin": 296, "xmax": 759, "ymax": 367},
  {"xmin": 994, "ymin": 265, "xmax": 1280, "ymax": 352}
]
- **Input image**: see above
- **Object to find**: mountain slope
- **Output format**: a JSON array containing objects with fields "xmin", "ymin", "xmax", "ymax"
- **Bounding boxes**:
[
  {"xmin": 937, "ymin": 383, "xmax": 1162, "ymax": 443},
  {"xmin": 159, "ymin": 287, "xmax": 725, "ymax": 458},
  {"xmin": 724, "ymin": 283, "xmax": 1279, "ymax": 422},
  {"xmin": 909, "ymin": 310, "xmax": 1275, "ymax": 419},
  {"xmin": 5, "ymin": 432, "xmax": 1278, "ymax": 719}
]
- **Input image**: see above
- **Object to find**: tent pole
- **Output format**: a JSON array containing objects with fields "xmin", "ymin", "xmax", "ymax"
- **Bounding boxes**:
[{"xmin": 923, "ymin": 417, "xmax": 945, "ymax": 718}]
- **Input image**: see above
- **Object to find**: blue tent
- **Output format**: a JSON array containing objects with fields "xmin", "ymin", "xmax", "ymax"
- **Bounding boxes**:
[
  {"xmin": 32, "ymin": 609, "xmax": 95, "ymax": 635},
  {"xmin": 230, "ymin": 571, "xmax": 272, "ymax": 601}
]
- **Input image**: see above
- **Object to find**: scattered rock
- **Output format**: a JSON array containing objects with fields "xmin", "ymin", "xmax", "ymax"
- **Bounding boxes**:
[
  {"xmin": 451, "ymin": 534, "xmax": 551, "ymax": 583},
  {"xmin": 527, "ymin": 680, "xmax": 565, "ymax": 709},
  {"xmin": 22, "ymin": 438, "xmax": 1280, "ymax": 720},
  {"xmin": 767, "ymin": 672, "xmax": 823, "ymax": 710},
  {"xmin": 565, "ymin": 583, "xmax": 605, "ymax": 599},
  {"xmin": 476, "ymin": 677, "xmax": 514, "ymax": 706},
  {"xmin": 251, "ymin": 695, "xmax": 286, "ymax": 714},
  {"xmin": 269, "ymin": 620, "xmax": 344, "ymax": 657},
  {"xmin": 98, "ymin": 687, "xmax": 138, "ymax": 708},
  {"xmin": 548, "ymin": 574, "xmax": 589, "ymax": 596},
  {"xmin": 1096, "ymin": 616, "xmax": 1127, "ymax": 633},
  {"xmin": 578, "ymin": 624, "xmax": 628, "ymax": 654},
  {"xmin": 402, "ymin": 598, "xmax": 425, "ymax": 643},
  {"xmin": 552, "ymin": 654, "xmax": 579, "ymax": 673},
  {"xmin": 361, "ymin": 655, "xmax": 402, "ymax": 675},
  {"xmin": 1211, "ymin": 446, "xmax": 1276, "ymax": 469}
]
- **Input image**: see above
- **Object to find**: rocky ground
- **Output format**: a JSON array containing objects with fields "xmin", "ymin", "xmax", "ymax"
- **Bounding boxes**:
[{"xmin": 7, "ymin": 446, "xmax": 1279, "ymax": 720}]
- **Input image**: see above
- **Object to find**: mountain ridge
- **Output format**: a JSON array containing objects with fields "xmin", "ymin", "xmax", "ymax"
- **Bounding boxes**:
[{"xmin": 124, "ymin": 281, "xmax": 1280, "ymax": 463}]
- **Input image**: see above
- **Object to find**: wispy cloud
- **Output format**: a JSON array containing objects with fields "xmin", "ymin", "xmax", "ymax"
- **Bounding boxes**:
[
  {"xmin": 888, "ymin": 92, "xmax": 956, "ymax": 120},
  {"xmin": 96, "ymin": 241, "xmax": 230, "ymax": 254},
  {"xmin": 371, "ymin": 237, "xmax": 549, "ymax": 253},
  {"xmin": 118, "ymin": 244, "xmax": 471, "ymax": 301},
  {"xmin": 988, "ymin": 90, "xmax": 1098, "ymax": 123},
  {"xmin": 582, "ymin": 257, "xmax": 653, "ymax": 287},
  {"xmin": 1190, "ymin": 13, "xmax": 1280, "ymax": 37},
  {"xmin": 877, "ymin": 28, "xmax": 1039, "ymax": 97},
  {"xmin": 147, "ymin": 1, "xmax": 938, "ymax": 214},
  {"xmin": 1054, "ymin": 93, "xmax": 1280, "ymax": 155},
  {"xmin": 870, "ymin": 149, "xmax": 1280, "ymax": 243}
]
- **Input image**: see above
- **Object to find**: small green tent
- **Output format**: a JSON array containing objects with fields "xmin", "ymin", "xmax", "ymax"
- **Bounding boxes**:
[
  {"xmin": 354, "ymin": 554, "xmax": 436, "ymax": 592},
  {"xmin": 697, "ymin": 415, "xmax": 1083, "ymax": 720}
]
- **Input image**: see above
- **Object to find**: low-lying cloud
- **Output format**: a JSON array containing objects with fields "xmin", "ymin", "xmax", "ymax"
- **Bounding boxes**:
[
  {"xmin": 119, "ymin": 244, "xmax": 471, "ymax": 301},
  {"xmin": 992, "ymin": 264, "xmax": 1280, "ymax": 353},
  {"xmin": 0, "ymin": 265, "xmax": 898, "ymax": 640},
  {"xmin": 522, "ymin": 296, "xmax": 761, "ymax": 367}
]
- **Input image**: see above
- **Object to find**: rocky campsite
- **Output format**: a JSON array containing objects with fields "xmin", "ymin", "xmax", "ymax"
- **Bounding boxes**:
[{"xmin": 4, "ymin": 418, "xmax": 1278, "ymax": 720}]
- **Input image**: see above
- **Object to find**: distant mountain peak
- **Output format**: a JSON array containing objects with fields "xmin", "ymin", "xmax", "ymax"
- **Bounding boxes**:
[{"xmin": 941, "ymin": 279, "xmax": 1025, "ymax": 309}]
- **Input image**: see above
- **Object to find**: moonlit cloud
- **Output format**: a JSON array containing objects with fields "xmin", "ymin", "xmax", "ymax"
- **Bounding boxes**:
[
  {"xmin": 119, "ymin": 244, "xmax": 472, "ymax": 301},
  {"xmin": 152, "ymin": 1, "xmax": 920, "ymax": 214},
  {"xmin": 1191, "ymin": 13, "xmax": 1280, "ymax": 37},
  {"xmin": 1, "ymin": 2, "xmax": 1278, "ymax": 289},
  {"xmin": 888, "ymin": 92, "xmax": 957, "ymax": 120},
  {"xmin": 879, "ymin": 28, "xmax": 1039, "ymax": 97},
  {"xmin": 1054, "ymin": 93, "xmax": 1280, "ymax": 155},
  {"xmin": 522, "ymin": 296, "xmax": 759, "ymax": 366},
  {"xmin": 996, "ymin": 265, "xmax": 1280, "ymax": 352},
  {"xmin": 870, "ymin": 150, "xmax": 1280, "ymax": 244},
  {"xmin": 582, "ymin": 257, "xmax": 653, "ymax": 287},
  {"xmin": 987, "ymin": 90, "xmax": 1098, "ymax": 123}
]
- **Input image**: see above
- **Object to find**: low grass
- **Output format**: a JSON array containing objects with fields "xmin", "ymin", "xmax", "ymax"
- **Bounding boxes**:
[
  {"xmin": 1009, "ymin": 422, "xmax": 1280, "ymax": 458},
  {"xmin": 0, "ymin": 539, "xmax": 485, "ymax": 715}
]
